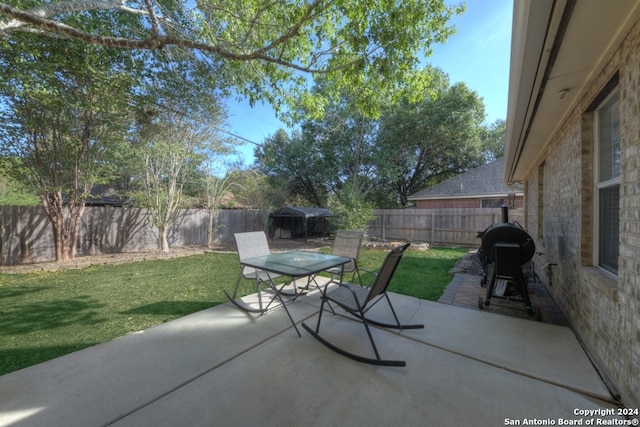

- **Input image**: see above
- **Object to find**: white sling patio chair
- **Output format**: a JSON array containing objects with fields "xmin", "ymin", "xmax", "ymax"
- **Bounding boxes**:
[
  {"xmin": 224, "ymin": 231, "xmax": 286, "ymax": 313},
  {"xmin": 324, "ymin": 230, "xmax": 364, "ymax": 286}
]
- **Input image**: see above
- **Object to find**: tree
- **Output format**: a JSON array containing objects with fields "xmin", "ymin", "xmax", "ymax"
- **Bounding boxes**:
[
  {"xmin": 1, "ymin": 0, "xmax": 465, "ymax": 117},
  {"xmin": 255, "ymin": 129, "xmax": 330, "ymax": 207},
  {"xmin": 297, "ymin": 78, "xmax": 380, "ymax": 198},
  {"xmin": 255, "ymin": 78, "xmax": 383, "ymax": 207},
  {"xmin": 376, "ymin": 68, "xmax": 486, "ymax": 206},
  {"xmin": 480, "ymin": 118, "xmax": 506, "ymax": 162},
  {"xmin": 258, "ymin": 68, "xmax": 488, "ymax": 209},
  {"xmin": 202, "ymin": 161, "xmax": 236, "ymax": 247},
  {"xmin": 228, "ymin": 167, "xmax": 280, "ymax": 230},
  {"xmin": 0, "ymin": 36, "xmax": 135, "ymax": 261},
  {"xmin": 133, "ymin": 103, "xmax": 226, "ymax": 252}
]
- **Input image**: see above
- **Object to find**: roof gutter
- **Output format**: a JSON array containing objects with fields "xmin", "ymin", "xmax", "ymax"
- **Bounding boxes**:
[{"xmin": 504, "ymin": 0, "xmax": 565, "ymax": 184}]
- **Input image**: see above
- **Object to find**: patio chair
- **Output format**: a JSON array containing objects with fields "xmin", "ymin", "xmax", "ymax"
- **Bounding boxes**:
[
  {"xmin": 224, "ymin": 231, "xmax": 286, "ymax": 313},
  {"xmin": 302, "ymin": 243, "xmax": 424, "ymax": 367},
  {"xmin": 325, "ymin": 230, "xmax": 364, "ymax": 286}
]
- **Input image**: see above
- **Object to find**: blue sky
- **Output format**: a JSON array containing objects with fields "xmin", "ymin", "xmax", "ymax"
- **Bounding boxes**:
[{"xmin": 225, "ymin": 0, "xmax": 513, "ymax": 165}]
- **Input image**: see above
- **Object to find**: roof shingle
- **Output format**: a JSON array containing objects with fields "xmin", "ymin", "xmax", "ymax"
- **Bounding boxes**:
[{"xmin": 408, "ymin": 158, "xmax": 522, "ymax": 200}]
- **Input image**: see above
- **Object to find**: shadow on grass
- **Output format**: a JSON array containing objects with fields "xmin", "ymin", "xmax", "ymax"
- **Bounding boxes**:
[
  {"xmin": 0, "ymin": 296, "xmax": 106, "ymax": 336},
  {"xmin": 0, "ymin": 285, "xmax": 53, "ymax": 299},
  {"xmin": 120, "ymin": 301, "xmax": 220, "ymax": 316}
]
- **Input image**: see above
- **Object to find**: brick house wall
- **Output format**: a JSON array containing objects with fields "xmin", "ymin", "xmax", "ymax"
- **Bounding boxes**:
[
  {"xmin": 525, "ymin": 18, "xmax": 640, "ymax": 406},
  {"xmin": 416, "ymin": 196, "xmax": 524, "ymax": 210}
]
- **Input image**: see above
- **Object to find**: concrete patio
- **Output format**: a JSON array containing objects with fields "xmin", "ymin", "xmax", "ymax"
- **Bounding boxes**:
[{"xmin": 0, "ymin": 280, "xmax": 626, "ymax": 427}]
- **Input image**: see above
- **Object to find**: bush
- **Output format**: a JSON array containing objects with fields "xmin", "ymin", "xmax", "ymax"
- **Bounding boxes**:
[{"xmin": 328, "ymin": 182, "xmax": 377, "ymax": 233}]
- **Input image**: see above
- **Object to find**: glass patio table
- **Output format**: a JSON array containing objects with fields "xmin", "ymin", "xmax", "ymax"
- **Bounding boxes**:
[{"xmin": 227, "ymin": 251, "xmax": 352, "ymax": 336}]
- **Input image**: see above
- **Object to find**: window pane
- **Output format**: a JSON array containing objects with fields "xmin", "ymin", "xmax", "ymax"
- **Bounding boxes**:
[
  {"xmin": 598, "ymin": 91, "xmax": 620, "ymax": 182},
  {"xmin": 599, "ymin": 185, "xmax": 619, "ymax": 274}
]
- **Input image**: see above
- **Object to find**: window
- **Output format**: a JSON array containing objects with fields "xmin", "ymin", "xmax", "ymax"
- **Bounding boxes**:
[
  {"xmin": 481, "ymin": 198, "xmax": 504, "ymax": 208},
  {"xmin": 595, "ymin": 89, "xmax": 620, "ymax": 275}
]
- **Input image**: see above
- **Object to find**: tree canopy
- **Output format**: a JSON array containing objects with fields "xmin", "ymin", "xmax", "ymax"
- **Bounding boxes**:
[
  {"xmin": 255, "ymin": 68, "xmax": 492, "ymax": 208},
  {"xmin": 0, "ymin": 0, "xmax": 465, "ymax": 116},
  {"xmin": 0, "ymin": 21, "xmax": 231, "ymax": 258},
  {"xmin": 376, "ymin": 69, "xmax": 486, "ymax": 205}
]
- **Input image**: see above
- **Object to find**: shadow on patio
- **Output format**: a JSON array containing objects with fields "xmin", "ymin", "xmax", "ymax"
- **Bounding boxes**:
[{"xmin": 0, "ymin": 279, "xmax": 623, "ymax": 427}]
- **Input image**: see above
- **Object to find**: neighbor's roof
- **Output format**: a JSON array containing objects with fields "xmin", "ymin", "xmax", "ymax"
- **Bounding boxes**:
[
  {"xmin": 408, "ymin": 158, "xmax": 522, "ymax": 201},
  {"xmin": 80, "ymin": 185, "xmax": 129, "ymax": 206}
]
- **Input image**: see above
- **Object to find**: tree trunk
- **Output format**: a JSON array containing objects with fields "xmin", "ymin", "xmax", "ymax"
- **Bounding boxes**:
[
  {"xmin": 159, "ymin": 226, "xmax": 170, "ymax": 253},
  {"xmin": 69, "ymin": 202, "xmax": 86, "ymax": 260},
  {"xmin": 40, "ymin": 191, "xmax": 67, "ymax": 262}
]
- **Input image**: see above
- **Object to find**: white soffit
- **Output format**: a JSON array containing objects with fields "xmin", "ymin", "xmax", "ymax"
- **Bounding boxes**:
[{"xmin": 505, "ymin": 0, "xmax": 640, "ymax": 183}]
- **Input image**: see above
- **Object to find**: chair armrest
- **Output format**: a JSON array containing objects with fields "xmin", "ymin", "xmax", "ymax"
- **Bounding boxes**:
[{"xmin": 358, "ymin": 268, "xmax": 378, "ymax": 288}]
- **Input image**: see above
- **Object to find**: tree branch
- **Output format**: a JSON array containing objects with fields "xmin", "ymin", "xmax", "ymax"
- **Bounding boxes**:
[
  {"xmin": 0, "ymin": 1, "xmax": 341, "ymax": 72},
  {"xmin": 0, "ymin": 0, "xmax": 149, "ymax": 34}
]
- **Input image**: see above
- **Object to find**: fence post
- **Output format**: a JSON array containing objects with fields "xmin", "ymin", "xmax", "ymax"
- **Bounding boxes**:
[
  {"xmin": 381, "ymin": 212, "xmax": 386, "ymax": 240},
  {"xmin": 430, "ymin": 211, "xmax": 435, "ymax": 245}
]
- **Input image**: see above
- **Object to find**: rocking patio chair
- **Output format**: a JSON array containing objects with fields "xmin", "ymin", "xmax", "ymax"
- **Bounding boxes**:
[{"xmin": 302, "ymin": 243, "xmax": 424, "ymax": 367}]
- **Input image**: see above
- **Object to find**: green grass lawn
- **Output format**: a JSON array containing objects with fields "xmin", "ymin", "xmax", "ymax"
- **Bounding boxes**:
[{"xmin": 0, "ymin": 247, "xmax": 467, "ymax": 375}]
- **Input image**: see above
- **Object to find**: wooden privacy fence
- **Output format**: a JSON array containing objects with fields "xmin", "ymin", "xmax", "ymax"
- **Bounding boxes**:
[
  {"xmin": 0, "ymin": 206, "xmax": 264, "ymax": 265},
  {"xmin": 367, "ymin": 208, "xmax": 525, "ymax": 247},
  {"xmin": 1, "ymin": 205, "xmax": 524, "ymax": 265}
]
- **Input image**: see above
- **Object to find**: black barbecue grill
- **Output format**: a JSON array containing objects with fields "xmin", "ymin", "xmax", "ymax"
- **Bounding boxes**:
[{"xmin": 476, "ymin": 206, "xmax": 539, "ymax": 319}]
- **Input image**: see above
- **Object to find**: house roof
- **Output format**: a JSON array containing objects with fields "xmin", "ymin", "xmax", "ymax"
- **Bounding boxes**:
[
  {"xmin": 504, "ymin": 0, "xmax": 640, "ymax": 184},
  {"xmin": 408, "ymin": 158, "xmax": 522, "ymax": 201},
  {"xmin": 84, "ymin": 185, "xmax": 130, "ymax": 207}
]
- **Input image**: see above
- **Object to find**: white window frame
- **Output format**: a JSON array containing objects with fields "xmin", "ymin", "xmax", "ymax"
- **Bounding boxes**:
[{"xmin": 594, "ymin": 88, "xmax": 620, "ymax": 276}]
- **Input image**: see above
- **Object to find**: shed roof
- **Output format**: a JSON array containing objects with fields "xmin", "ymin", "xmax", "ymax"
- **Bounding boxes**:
[
  {"xmin": 269, "ymin": 207, "xmax": 331, "ymax": 218},
  {"xmin": 407, "ymin": 159, "xmax": 522, "ymax": 201}
]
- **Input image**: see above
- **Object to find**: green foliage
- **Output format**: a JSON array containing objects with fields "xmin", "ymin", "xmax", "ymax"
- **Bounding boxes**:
[
  {"xmin": 376, "ymin": 68, "xmax": 486, "ymax": 205},
  {"xmin": 0, "ymin": 157, "xmax": 39, "ymax": 205},
  {"xmin": 0, "ymin": 34, "xmax": 145, "ymax": 259},
  {"xmin": 129, "ymin": 107, "xmax": 227, "ymax": 251},
  {"xmin": 257, "ymin": 67, "xmax": 491, "ymax": 209},
  {"xmin": 480, "ymin": 119, "xmax": 506, "ymax": 162},
  {"xmin": 255, "ymin": 129, "xmax": 331, "ymax": 207},
  {"xmin": 327, "ymin": 182, "xmax": 377, "ymax": 232},
  {"xmin": 1, "ymin": 0, "xmax": 465, "ymax": 120}
]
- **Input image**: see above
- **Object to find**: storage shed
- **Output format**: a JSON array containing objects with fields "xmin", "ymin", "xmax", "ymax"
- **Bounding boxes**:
[{"xmin": 268, "ymin": 207, "xmax": 331, "ymax": 240}]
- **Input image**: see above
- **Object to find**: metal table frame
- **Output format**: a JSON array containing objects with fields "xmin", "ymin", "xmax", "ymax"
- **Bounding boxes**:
[{"xmin": 225, "ymin": 251, "xmax": 352, "ymax": 336}]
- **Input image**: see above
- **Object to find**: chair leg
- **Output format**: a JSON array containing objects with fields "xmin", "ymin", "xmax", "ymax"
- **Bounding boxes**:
[
  {"xmin": 360, "ymin": 313, "xmax": 382, "ymax": 360},
  {"xmin": 303, "ymin": 297, "xmax": 407, "ymax": 367},
  {"xmin": 349, "ymin": 294, "xmax": 424, "ymax": 330},
  {"xmin": 224, "ymin": 273, "xmax": 271, "ymax": 314},
  {"xmin": 231, "ymin": 273, "xmax": 243, "ymax": 299},
  {"xmin": 314, "ymin": 296, "xmax": 327, "ymax": 333},
  {"xmin": 302, "ymin": 322, "xmax": 406, "ymax": 367}
]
